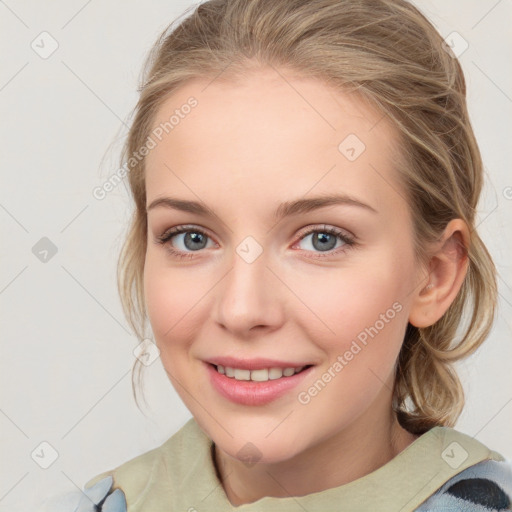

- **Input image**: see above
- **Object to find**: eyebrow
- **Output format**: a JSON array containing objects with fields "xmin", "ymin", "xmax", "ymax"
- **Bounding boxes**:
[{"xmin": 146, "ymin": 193, "xmax": 378, "ymax": 220}]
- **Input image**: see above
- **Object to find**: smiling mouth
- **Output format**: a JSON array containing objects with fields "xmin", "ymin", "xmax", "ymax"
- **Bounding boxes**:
[{"xmin": 209, "ymin": 363, "xmax": 314, "ymax": 382}]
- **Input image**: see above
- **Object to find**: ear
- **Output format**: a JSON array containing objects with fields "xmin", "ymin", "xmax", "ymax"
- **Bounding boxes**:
[{"xmin": 409, "ymin": 219, "xmax": 470, "ymax": 328}]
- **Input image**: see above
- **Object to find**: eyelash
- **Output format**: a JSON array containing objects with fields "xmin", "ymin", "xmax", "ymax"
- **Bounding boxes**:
[{"xmin": 155, "ymin": 225, "xmax": 356, "ymax": 260}]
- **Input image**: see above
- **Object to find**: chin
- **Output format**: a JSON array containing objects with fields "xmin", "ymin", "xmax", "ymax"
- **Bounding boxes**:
[{"xmin": 209, "ymin": 423, "xmax": 309, "ymax": 466}]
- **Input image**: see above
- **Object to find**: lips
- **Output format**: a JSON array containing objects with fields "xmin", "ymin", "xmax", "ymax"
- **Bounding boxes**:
[{"xmin": 204, "ymin": 357, "xmax": 315, "ymax": 406}]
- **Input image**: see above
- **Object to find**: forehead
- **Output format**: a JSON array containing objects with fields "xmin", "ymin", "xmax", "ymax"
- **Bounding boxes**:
[{"xmin": 144, "ymin": 67, "xmax": 405, "ymax": 218}]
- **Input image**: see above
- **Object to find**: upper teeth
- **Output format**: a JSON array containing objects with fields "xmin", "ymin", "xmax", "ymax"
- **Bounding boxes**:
[{"xmin": 217, "ymin": 365, "xmax": 305, "ymax": 381}]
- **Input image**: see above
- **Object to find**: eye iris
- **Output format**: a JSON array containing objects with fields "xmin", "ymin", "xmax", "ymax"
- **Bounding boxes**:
[
  {"xmin": 313, "ymin": 232, "xmax": 337, "ymax": 251},
  {"xmin": 185, "ymin": 232, "xmax": 207, "ymax": 250}
]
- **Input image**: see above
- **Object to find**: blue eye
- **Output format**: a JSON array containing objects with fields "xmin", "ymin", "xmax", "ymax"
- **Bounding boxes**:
[
  {"xmin": 156, "ymin": 226, "xmax": 213, "ymax": 259},
  {"xmin": 155, "ymin": 225, "xmax": 355, "ymax": 260},
  {"xmin": 292, "ymin": 225, "xmax": 356, "ymax": 258},
  {"xmin": 294, "ymin": 226, "xmax": 355, "ymax": 257}
]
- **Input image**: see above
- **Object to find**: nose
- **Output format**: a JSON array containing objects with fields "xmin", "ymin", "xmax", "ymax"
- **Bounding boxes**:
[{"xmin": 213, "ymin": 245, "xmax": 284, "ymax": 337}]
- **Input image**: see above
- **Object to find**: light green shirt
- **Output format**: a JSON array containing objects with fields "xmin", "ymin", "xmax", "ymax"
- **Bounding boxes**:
[{"xmin": 85, "ymin": 417, "xmax": 505, "ymax": 511}]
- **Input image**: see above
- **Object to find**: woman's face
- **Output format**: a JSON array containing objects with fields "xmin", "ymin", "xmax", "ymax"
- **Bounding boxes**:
[{"xmin": 143, "ymin": 67, "xmax": 425, "ymax": 463}]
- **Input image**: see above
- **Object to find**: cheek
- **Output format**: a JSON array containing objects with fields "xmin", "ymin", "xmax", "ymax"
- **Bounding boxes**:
[
  {"xmin": 143, "ymin": 255, "xmax": 200, "ymax": 347},
  {"xmin": 292, "ymin": 272, "xmax": 408, "ymax": 414},
  {"xmin": 297, "ymin": 265, "xmax": 406, "ymax": 336},
  {"xmin": 143, "ymin": 259, "xmax": 171, "ymax": 337},
  {"xmin": 289, "ymin": 258, "xmax": 411, "ymax": 390}
]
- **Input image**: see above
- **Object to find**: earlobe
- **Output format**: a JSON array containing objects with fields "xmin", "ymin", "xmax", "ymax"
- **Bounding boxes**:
[{"xmin": 409, "ymin": 219, "xmax": 470, "ymax": 329}]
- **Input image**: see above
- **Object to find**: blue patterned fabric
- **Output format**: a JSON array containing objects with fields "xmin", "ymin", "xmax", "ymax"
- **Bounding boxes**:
[
  {"xmin": 74, "ymin": 475, "xmax": 127, "ymax": 512},
  {"xmin": 415, "ymin": 459, "xmax": 512, "ymax": 511},
  {"xmin": 41, "ymin": 476, "xmax": 127, "ymax": 512}
]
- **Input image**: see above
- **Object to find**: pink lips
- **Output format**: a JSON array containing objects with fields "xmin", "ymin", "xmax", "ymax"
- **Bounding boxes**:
[{"xmin": 205, "ymin": 361, "xmax": 314, "ymax": 406}]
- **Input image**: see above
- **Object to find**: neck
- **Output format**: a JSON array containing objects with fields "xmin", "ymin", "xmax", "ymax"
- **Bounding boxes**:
[{"xmin": 214, "ymin": 388, "xmax": 419, "ymax": 505}]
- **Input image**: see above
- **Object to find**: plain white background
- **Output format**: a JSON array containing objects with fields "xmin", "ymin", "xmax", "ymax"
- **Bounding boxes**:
[{"xmin": 1, "ymin": 0, "xmax": 511, "ymax": 510}]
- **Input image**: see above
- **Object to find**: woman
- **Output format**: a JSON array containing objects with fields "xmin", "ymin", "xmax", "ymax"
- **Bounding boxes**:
[{"xmin": 47, "ymin": 0, "xmax": 512, "ymax": 510}]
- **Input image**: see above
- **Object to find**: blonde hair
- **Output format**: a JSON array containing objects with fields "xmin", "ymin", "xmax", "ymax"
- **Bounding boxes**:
[{"xmin": 117, "ymin": 0, "xmax": 497, "ymax": 435}]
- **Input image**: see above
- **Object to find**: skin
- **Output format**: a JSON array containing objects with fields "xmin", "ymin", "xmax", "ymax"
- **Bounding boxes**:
[{"xmin": 143, "ymin": 65, "xmax": 469, "ymax": 505}]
